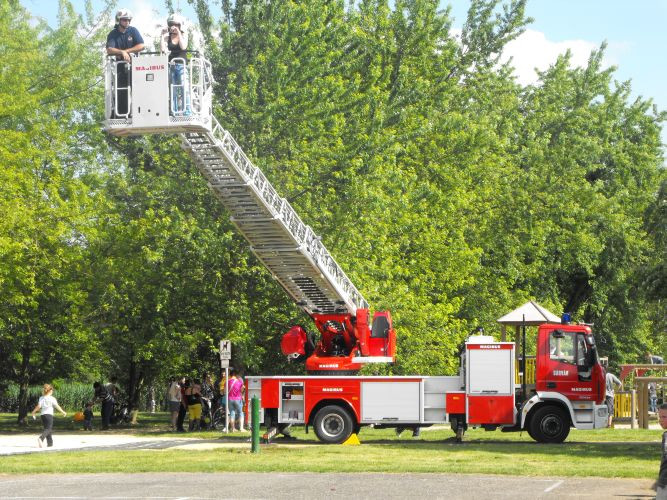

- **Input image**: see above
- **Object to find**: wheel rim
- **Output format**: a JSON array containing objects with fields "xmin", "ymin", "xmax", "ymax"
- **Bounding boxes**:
[
  {"xmin": 540, "ymin": 414, "xmax": 563, "ymax": 437},
  {"xmin": 320, "ymin": 413, "xmax": 344, "ymax": 439}
]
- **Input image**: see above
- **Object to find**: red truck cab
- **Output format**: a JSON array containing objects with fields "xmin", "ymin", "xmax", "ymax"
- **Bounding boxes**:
[
  {"xmin": 518, "ymin": 321, "xmax": 608, "ymax": 442},
  {"xmin": 535, "ymin": 323, "xmax": 605, "ymax": 405}
]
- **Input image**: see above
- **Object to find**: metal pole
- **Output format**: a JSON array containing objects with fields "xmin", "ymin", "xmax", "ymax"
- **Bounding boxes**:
[
  {"xmin": 521, "ymin": 315, "xmax": 527, "ymax": 402},
  {"xmin": 225, "ymin": 366, "xmax": 229, "ymax": 433},
  {"xmin": 642, "ymin": 382, "xmax": 649, "ymax": 429},
  {"xmin": 630, "ymin": 389, "xmax": 636, "ymax": 429},
  {"xmin": 251, "ymin": 395, "xmax": 260, "ymax": 453}
]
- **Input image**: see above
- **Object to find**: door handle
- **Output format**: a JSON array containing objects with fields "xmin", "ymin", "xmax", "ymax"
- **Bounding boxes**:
[{"xmin": 547, "ymin": 382, "xmax": 557, "ymax": 389}]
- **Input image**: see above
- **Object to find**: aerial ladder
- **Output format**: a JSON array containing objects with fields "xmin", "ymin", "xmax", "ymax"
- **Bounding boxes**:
[{"xmin": 104, "ymin": 52, "xmax": 396, "ymax": 373}]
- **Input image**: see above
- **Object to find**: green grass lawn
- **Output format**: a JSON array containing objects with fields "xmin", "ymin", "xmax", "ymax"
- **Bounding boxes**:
[{"xmin": 1, "ymin": 413, "xmax": 662, "ymax": 478}]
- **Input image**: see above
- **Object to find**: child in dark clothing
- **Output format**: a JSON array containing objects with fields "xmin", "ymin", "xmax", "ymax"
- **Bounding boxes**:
[{"xmin": 83, "ymin": 402, "xmax": 93, "ymax": 431}]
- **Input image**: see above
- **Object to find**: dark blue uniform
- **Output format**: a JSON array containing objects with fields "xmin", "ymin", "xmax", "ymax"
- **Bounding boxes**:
[
  {"xmin": 106, "ymin": 26, "xmax": 144, "ymax": 53},
  {"xmin": 106, "ymin": 26, "xmax": 144, "ymax": 117}
]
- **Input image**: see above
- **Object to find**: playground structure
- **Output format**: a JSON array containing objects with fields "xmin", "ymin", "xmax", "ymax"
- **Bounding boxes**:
[
  {"xmin": 618, "ymin": 364, "xmax": 666, "ymax": 428},
  {"xmin": 515, "ymin": 361, "xmax": 665, "ymax": 428}
]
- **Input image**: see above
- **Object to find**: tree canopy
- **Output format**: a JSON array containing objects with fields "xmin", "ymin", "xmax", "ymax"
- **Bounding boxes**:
[{"xmin": 1, "ymin": 0, "xmax": 664, "ymax": 420}]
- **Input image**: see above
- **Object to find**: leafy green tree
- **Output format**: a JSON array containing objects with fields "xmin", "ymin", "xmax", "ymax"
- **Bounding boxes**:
[{"xmin": 0, "ymin": 0, "xmax": 108, "ymax": 421}]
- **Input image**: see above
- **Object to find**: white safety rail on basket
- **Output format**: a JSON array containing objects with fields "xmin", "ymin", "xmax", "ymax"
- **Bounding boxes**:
[
  {"xmin": 104, "ymin": 53, "xmax": 214, "ymax": 136},
  {"xmin": 181, "ymin": 116, "xmax": 368, "ymax": 316},
  {"xmin": 102, "ymin": 53, "xmax": 367, "ymax": 316}
]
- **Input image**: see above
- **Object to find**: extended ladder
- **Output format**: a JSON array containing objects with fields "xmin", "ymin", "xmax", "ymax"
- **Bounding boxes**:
[{"xmin": 180, "ymin": 116, "xmax": 368, "ymax": 316}]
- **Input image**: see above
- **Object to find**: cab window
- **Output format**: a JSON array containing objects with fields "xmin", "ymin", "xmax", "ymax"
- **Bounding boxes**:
[
  {"xmin": 549, "ymin": 331, "xmax": 575, "ymax": 364},
  {"xmin": 576, "ymin": 335, "xmax": 588, "ymax": 365}
]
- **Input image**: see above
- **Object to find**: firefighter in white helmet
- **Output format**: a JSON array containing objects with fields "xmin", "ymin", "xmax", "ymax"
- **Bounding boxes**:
[
  {"xmin": 161, "ymin": 13, "xmax": 191, "ymax": 115},
  {"xmin": 106, "ymin": 9, "xmax": 145, "ymax": 117}
]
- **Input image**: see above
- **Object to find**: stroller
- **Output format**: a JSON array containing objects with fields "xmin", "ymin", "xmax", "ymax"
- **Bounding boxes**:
[{"xmin": 110, "ymin": 401, "xmax": 131, "ymax": 425}]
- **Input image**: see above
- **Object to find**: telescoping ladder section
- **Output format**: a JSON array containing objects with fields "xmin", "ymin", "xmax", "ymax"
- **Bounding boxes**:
[{"xmin": 180, "ymin": 116, "xmax": 368, "ymax": 316}]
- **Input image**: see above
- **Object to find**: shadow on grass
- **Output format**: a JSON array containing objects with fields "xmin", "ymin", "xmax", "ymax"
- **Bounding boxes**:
[{"xmin": 357, "ymin": 438, "xmax": 660, "ymax": 463}]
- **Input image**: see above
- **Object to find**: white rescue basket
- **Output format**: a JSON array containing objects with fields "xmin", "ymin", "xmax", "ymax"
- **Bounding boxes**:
[{"xmin": 103, "ymin": 52, "xmax": 213, "ymax": 136}]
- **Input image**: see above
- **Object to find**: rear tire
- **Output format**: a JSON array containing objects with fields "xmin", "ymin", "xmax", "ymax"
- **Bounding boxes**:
[
  {"xmin": 212, "ymin": 407, "xmax": 226, "ymax": 430},
  {"xmin": 529, "ymin": 405, "xmax": 570, "ymax": 443},
  {"xmin": 313, "ymin": 405, "xmax": 354, "ymax": 444}
]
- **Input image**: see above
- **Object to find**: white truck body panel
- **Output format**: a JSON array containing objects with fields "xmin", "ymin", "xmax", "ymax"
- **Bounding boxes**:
[{"xmin": 361, "ymin": 382, "xmax": 420, "ymax": 422}]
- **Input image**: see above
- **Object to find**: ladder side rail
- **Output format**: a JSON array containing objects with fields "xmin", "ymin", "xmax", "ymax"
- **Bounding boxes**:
[
  {"xmin": 104, "ymin": 57, "xmax": 113, "ymax": 120},
  {"xmin": 188, "ymin": 57, "xmax": 200, "ymax": 114},
  {"xmin": 192, "ymin": 118, "xmax": 369, "ymax": 311},
  {"xmin": 190, "ymin": 157, "xmax": 363, "ymax": 313},
  {"xmin": 189, "ymin": 56, "xmax": 210, "ymax": 115},
  {"xmin": 114, "ymin": 60, "xmax": 131, "ymax": 119},
  {"xmin": 209, "ymin": 117, "xmax": 368, "ymax": 310}
]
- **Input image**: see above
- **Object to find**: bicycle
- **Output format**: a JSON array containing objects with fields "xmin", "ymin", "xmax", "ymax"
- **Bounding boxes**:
[{"xmin": 211, "ymin": 405, "xmax": 227, "ymax": 431}]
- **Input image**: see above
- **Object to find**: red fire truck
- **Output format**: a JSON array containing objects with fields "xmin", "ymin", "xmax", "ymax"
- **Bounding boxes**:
[
  {"xmin": 249, "ymin": 321, "xmax": 608, "ymax": 444},
  {"xmin": 103, "ymin": 53, "xmax": 608, "ymax": 444}
]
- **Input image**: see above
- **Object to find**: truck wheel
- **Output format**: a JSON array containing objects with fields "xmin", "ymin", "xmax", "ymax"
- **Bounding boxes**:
[
  {"xmin": 529, "ymin": 406, "xmax": 570, "ymax": 443},
  {"xmin": 313, "ymin": 405, "xmax": 354, "ymax": 444}
]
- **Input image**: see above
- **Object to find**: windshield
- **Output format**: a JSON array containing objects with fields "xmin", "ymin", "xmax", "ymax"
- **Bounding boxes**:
[{"xmin": 549, "ymin": 331, "xmax": 598, "ymax": 367}]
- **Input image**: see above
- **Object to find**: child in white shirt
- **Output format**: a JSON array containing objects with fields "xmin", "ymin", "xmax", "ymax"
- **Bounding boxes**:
[{"xmin": 31, "ymin": 384, "xmax": 67, "ymax": 448}]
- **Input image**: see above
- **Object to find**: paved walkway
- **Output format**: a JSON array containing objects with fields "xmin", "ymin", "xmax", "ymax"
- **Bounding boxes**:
[
  {"xmin": 0, "ymin": 472, "xmax": 656, "ymax": 499},
  {"xmin": 0, "ymin": 433, "xmax": 250, "ymax": 455}
]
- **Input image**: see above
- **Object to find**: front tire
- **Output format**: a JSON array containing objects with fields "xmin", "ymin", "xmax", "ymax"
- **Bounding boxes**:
[
  {"xmin": 313, "ymin": 405, "xmax": 354, "ymax": 444},
  {"xmin": 529, "ymin": 405, "xmax": 570, "ymax": 443}
]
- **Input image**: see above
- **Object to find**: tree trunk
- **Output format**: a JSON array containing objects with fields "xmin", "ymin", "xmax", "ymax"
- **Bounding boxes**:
[
  {"xmin": 127, "ymin": 358, "xmax": 145, "ymax": 412},
  {"xmin": 16, "ymin": 345, "xmax": 32, "ymax": 425},
  {"xmin": 564, "ymin": 276, "xmax": 592, "ymax": 315}
]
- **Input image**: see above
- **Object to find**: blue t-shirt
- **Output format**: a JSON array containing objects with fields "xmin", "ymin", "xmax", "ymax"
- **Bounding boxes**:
[{"xmin": 106, "ymin": 26, "xmax": 144, "ymax": 51}]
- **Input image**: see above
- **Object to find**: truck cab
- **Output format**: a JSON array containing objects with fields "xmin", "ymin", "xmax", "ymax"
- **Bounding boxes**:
[{"xmin": 520, "ymin": 322, "xmax": 608, "ymax": 442}]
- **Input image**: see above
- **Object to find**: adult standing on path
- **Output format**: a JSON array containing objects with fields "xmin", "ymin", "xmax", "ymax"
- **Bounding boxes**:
[
  {"xmin": 106, "ymin": 376, "xmax": 120, "ymax": 419},
  {"xmin": 185, "ymin": 379, "xmax": 202, "ymax": 431},
  {"xmin": 176, "ymin": 376, "xmax": 188, "ymax": 432},
  {"xmin": 92, "ymin": 381, "xmax": 114, "ymax": 430},
  {"xmin": 227, "ymin": 369, "xmax": 246, "ymax": 432},
  {"xmin": 167, "ymin": 377, "xmax": 181, "ymax": 431},
  {"xmin": 31, "ymin": 384, "xmax": 66, "ymax": 448},
  {"xmin": 106, "ymin": 9, "xmax": 145, "ymax": 117}
]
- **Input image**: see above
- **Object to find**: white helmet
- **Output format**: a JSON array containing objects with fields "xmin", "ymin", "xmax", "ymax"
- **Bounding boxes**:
[
  {"xmin": 115, "ymin": 9, "xmax": 133, "ymax": 22},
  {"xmin": 167, "ymin": 13, "xmax": 186, "ymax": 28}
]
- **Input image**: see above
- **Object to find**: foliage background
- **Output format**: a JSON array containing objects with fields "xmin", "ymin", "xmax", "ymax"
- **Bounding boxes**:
[{"xmin": 0, "ymin": 0, "xmax": 665, "ymax": 420}]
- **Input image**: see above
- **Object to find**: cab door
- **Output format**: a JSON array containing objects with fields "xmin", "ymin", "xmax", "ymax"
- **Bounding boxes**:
[{"xmin": 542, "ymin": 330, "xmax": 597, "ymax": 401}]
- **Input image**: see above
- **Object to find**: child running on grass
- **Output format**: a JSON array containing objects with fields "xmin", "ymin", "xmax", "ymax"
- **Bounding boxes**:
[{"xmin": 31, "ymin": 384, "xmax": 67, "ymax": 448}]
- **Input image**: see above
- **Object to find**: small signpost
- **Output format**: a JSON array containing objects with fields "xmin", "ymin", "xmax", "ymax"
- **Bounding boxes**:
[
  {"xmin": 220, "ymin": 339, "xmax": 231, "ymax": 367},
  {"xmin": 220, "ymin": 340, "xmax": 231, "ymax": 433}
]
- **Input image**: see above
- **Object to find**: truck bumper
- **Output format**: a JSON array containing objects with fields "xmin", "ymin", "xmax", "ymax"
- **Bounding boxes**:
[{"xmin": 594, "ymin": 403, "xmax": 609, "ymax": 429}]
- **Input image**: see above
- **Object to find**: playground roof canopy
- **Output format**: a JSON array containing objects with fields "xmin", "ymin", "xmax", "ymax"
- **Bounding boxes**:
[{"xmin": 497, "ymin": 300, "xmax": 560, "ymax": 326}]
